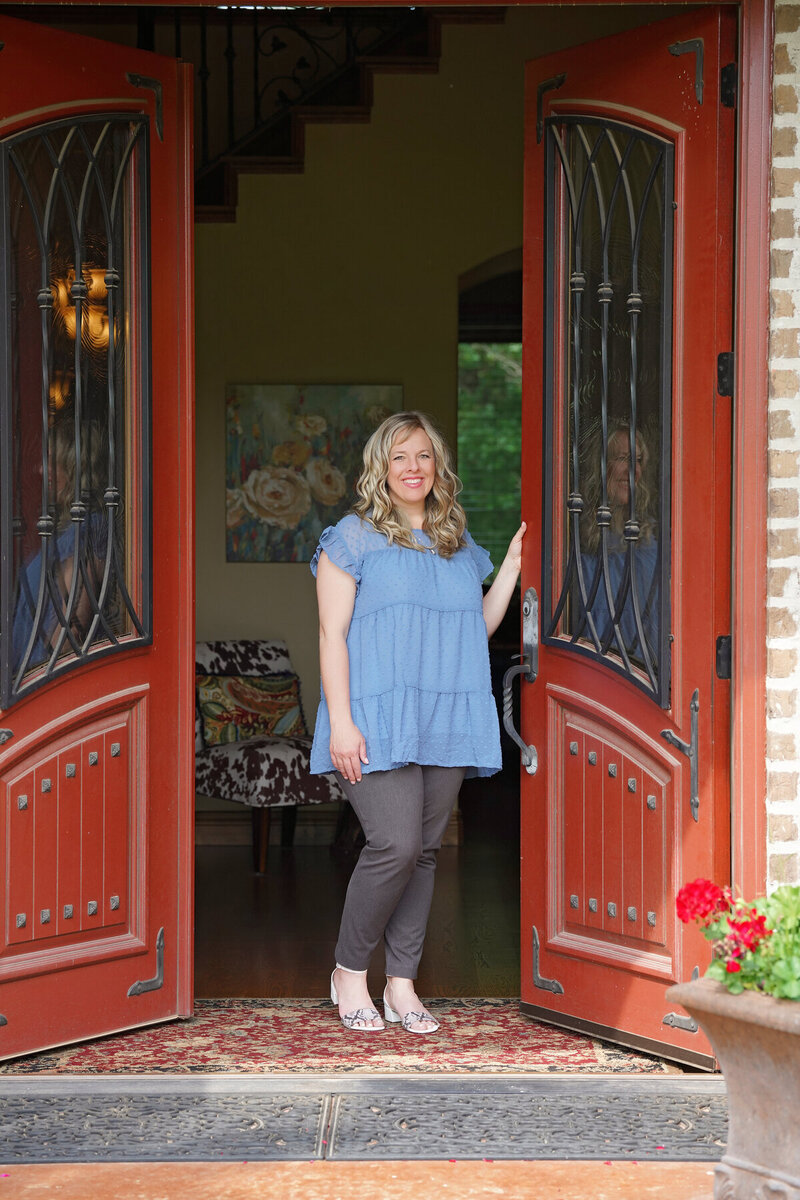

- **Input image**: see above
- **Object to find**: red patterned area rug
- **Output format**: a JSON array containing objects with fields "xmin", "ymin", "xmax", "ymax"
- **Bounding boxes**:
[{"xmin": 0, "ymin": 999, "xmax": 679, "ymax": 1075}]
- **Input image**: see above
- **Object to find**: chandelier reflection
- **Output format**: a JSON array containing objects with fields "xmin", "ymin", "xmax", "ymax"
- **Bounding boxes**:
[
  {"xmin": 48, "ymin": 368, "xmax": 72, "ymax": 411},
  {"xmin": 51, "ymin": 267, "xmax": 111, "ymax": 353}
]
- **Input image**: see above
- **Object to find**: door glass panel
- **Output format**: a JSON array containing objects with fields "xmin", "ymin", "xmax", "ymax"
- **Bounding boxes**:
[
  {"xmin": 0, "ymin": 116, "xmax": 152, "ymax": 706},
  {"xmin": 542, "ymin": 118, "xmax": 673, "ymax": 705}
]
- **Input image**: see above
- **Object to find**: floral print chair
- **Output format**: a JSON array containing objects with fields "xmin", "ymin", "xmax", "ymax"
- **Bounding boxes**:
[{"xmin": 195, "ymin": 638, "xmax": 344, "ymax": 872}]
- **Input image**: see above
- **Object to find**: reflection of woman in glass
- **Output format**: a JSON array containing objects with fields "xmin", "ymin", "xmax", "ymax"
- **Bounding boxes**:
[
  {"xmin": 579, "ymin": 421, "xmax": 659, "ymax": 667},
  {"xmin": 12, "ymin": 420, "xmax": 107, "ymax": 679}
]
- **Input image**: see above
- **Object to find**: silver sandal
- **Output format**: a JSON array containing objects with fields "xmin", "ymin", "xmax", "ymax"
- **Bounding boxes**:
[
  {"xmin": 330, "ymin": 969, "xmax": 384, "ymax": 1032},
  {"xmin": 383, "ymin": 989, "xmax": 440, "ymax": 1034}
]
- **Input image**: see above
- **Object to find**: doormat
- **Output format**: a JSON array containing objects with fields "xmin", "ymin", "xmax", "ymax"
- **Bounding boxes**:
[
  {"xmin": 0, "ymin": 1076, "xmax": 727, "ymax": 1163},
  {"xmin": 0, "ymin": 998, "xmax": 681, "ymax": 1075}
]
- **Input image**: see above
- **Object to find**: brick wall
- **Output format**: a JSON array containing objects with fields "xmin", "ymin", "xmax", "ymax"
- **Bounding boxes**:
[{"xmin": 768, "ymin": 1, "xmax": 800, "ymax": 888}]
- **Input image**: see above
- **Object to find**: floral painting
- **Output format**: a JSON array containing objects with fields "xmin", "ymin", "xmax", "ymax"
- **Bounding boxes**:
[{"xmin": 226, "ymin": 384, "xmax": 403, "ymax": 562}]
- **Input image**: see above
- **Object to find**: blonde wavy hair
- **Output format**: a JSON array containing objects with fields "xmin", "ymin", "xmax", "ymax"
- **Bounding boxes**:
[
  {"xmin": 50, "ymin": 419, "xmax": 108, "ymax": 528},
  {"xmin": 353, "ymin": 411, "xmax": 467, "ymax": 558},
  {"xmin": 579, "ymin": 421, "xmax": 657, "ymax": 554}
]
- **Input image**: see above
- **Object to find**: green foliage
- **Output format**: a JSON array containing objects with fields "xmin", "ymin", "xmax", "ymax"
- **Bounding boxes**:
[
  {"xmin": 457, "ymin": 343, "xmax": 522, "ymax": 576},
  {"xmin": 704, "ymin": 887, "xmax": 800, "ymax": 1000}
]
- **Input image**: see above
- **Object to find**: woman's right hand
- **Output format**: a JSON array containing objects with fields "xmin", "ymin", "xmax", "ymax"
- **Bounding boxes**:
[{"xmin": 330, "ymin": 719, "xmax": 369, "ymax": 784}]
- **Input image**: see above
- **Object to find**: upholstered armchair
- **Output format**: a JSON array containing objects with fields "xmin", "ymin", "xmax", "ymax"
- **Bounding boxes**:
[{"xmin": 194, "ymin": 638, "xmax": 344, "ymax": 872}]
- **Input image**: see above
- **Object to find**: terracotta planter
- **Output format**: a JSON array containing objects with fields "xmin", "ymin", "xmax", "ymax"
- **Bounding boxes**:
[{"xmin": 667, "ymin": 978, "xmax": 800, "ymax": 1200}]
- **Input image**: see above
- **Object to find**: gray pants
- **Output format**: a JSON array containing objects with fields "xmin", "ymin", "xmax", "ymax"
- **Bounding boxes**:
[{"xmin": 335, "ymin": 764, "xmax": 466, "ymax": 979}]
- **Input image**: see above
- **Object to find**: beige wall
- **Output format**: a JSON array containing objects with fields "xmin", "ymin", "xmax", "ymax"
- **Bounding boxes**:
[{"xmin": 194, "ymin": 5, "xmax": 663, "ymax": 724}]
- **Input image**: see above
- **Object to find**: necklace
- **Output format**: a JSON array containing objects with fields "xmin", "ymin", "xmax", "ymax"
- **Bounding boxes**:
[{"xmin": 413, "ymin": 529, "xmax": 436, "ymax": 555}]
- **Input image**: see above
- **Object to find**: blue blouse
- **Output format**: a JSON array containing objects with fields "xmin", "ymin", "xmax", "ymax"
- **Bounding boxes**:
[
  {"xmin": 309, "ymin": 513, "xmax": 501, "ymax": 778},
  {"xmin": 581, "ymin": 539, "xmax": 659, "ymax": 664}
]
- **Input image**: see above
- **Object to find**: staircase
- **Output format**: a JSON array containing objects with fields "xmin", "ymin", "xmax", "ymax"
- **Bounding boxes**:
[{"xmin": 171, "ymin": 7, "xmax": 505, "ymax": 222}]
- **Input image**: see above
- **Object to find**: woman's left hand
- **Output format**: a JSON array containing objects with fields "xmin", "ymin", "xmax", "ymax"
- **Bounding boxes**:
[
  {"xmin": 504, "ymin": 521, "xmax": 527, "ymax": 573},
  {"xmin": 482, "ymin": 521, "xmax": 527, "ymax": 639}
]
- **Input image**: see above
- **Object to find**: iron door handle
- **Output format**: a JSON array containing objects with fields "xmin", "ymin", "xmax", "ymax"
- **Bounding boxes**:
[
  {"xmin": 502, "ymin": 586, "xmax": 540, "ymax": 775},
  {"xmin": 522, "ymin": 585, "xmax": 538, "ymax": 683},
  {"xmin": 503, "ymin": 661, "xmax": 538, "ymax": 774},
  {"xmin": 660, "ymin": 689, "xmax": 700, "ymax": 821},
  {"xmin": 0, "ymin": 730, "xmax": 13, "ymax": 746}
]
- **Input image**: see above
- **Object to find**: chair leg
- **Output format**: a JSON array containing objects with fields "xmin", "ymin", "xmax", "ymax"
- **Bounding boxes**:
[
  {"xmin": 252, "ymin": 807, "xmax": 271, "ymax": 874},
  {"xmin": 280, "ymin": 806, "xmax": 298, "ymax": 847}
]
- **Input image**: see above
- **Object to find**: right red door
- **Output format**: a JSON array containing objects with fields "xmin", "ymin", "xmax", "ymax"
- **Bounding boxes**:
[{"xmin": 518, "ymin": 9, "xmax": 735, "ymax": 1068}]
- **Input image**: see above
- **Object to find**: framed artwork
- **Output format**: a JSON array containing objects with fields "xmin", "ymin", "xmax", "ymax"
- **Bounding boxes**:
[{"xmin": 225, "ymin": 383, "xmax": 403, "ymax": 562}]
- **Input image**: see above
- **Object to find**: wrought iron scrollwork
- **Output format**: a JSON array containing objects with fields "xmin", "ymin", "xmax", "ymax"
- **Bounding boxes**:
[
  {"xmin": 1, "ymin": 115, "xmax": 152, "ymax": 708},
  {"xmin": 192, "ymin": 9, "xmax": 428, "ymax": 173},
  {"xmin": 541, "ymin": 114, "xmax": 674, "ymax": 707}
]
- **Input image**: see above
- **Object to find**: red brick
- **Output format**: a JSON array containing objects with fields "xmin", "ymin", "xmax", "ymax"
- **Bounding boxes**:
[
  {"xmin": 769, "ymin": 370, "xmax": 800, "ymax": 399},
  {"xmin": 769, "ymin": 449, "xmax": 800, "ymax": 476},
  {"xmin": 772, "ymin": 125, "xmax": 799, "ymax": 159},
  {"xmin": 767, "ymin": 647, "xmax": 798, "ymax": 676},
  {"xmin": 777, "ymin": 5, "xmax": 800, "ymax": 32},
  {"xmin": 774, "ymin": 85, "xmax": 800, "ymax": 115},
  {"xmin": 769, "ymin": 853, "xmax": 800, "ymax": 884},
  {"xmin": 768, "ymin": 770, "xmax": 799, "ymax": 802},
  {"xmin": 771, "ymin": 247, "xmax": 795, "ymax": 277},
  {"xmin": 769, "ymin": 487, "xmax": 800, "ymax": 518}
]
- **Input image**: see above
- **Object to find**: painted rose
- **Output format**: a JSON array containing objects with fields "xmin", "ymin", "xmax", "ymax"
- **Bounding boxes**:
[
  {"xmin": 306, "ymin": 456, "xmax": 347, "ymax": 506},
  {"xmin": 226, "ymin": 488, "xmax": 247, "ymax": 529},
  {"xmin": 295, "ymin": 414, "xmax": 327, "ymax": 438},
  {"xmin": 273, "ymin": 439, "xmax": 311, "ymax": 468},
  {"xmin": 242, "ymin": 467, "xmax": 311, "ymax": 529}
]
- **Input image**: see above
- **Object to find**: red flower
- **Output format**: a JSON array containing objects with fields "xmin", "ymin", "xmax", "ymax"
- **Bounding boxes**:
[
  {"xmin": 676, "ymin": 878, "xmax": 731, "ymax": 925},
  {"xmin": 726, "ymin": 960, "xmax": 741, "ymax": 974},
  {"xmin": 727, "ymin": 910, "xmax": 770, "ymax": 952}
]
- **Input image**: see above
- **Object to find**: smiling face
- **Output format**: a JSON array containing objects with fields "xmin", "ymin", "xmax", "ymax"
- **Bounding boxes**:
[{"xmin": 385, "ymin": 426, "xmax": 436, "ymax": 521}]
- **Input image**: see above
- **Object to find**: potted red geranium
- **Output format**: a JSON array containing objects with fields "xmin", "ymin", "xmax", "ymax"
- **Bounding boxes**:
[{"xmin": 667, "ymin": 880, "xmax": 800, "ymax": 1200}]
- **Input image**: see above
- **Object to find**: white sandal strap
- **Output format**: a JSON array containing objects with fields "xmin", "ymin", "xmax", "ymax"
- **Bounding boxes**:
[
  {"xmin": 401, "ymin": 1010, "xmax": 438, "ymax": 1031},
  {"xmin": 342, "ymin": 1006, "xmax": 382, "ymax": 1029}
]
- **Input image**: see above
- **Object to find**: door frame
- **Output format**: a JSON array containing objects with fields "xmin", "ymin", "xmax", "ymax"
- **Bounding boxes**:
[{"xmin": 21, "ymin": 0, "xmax": 770, "ymax": 896}]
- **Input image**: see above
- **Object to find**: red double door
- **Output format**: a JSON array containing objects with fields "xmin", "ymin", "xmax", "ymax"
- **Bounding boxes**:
[{"xmin": 0, "ymin": 7, "xmax": 733, "ymax": 1066}]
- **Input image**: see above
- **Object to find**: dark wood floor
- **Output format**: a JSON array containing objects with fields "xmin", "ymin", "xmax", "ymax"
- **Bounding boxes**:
[{"xmin": 194, "ymin": 779, "xmax": 521, "ymax": 998}]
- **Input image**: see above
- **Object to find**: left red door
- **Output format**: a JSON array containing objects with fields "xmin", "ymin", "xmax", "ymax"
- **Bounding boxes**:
[{"xmin": 0, "ymin": 15, "xmax": 195, "ymax": 1058}]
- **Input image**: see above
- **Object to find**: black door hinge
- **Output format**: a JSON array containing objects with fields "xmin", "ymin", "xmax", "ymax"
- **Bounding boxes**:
[
  {"xmin": 720, "ymin": 63, "xmax": 737, "ymax": 108},
  {"xmin": 717, "ymin": 352, "xmax": 734, "ymax": 397},
  {"xmin": 716, "ymin": 636, "xmax": 732, "ymax": 680}
]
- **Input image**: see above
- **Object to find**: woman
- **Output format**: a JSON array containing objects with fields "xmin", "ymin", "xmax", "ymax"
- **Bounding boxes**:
[
  {"xmin": 309, "ymin": 411, "xmax": 524, "ymax": 1033},
  {"xmin": 12, "ymin": 420, "xmax": 107, "ymax": 679},
  {"xmin": 579, "ymin": 422, "xmax": 659, "ymax": 666}
]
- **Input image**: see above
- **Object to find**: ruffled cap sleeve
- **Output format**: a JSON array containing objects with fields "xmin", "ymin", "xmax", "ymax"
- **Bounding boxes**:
[
  {"xmin": 310, "ymin": 516, "xmax": 363, "ymax": 583},
  {"xmin": 463, "ymin": 531, "xmax": 493, "ymax": 582}
]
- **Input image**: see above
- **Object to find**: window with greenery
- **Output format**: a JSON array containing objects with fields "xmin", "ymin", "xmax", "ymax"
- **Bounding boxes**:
[{"xmin": 457, "ymin": 343, "xmax": 522, "ymax": 579}]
